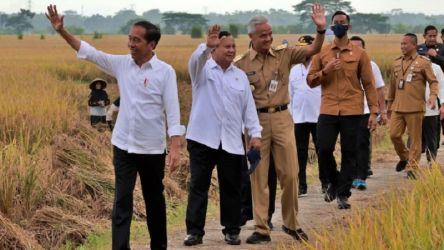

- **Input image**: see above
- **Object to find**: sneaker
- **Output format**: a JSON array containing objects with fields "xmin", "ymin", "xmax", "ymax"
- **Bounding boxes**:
[
  {"xmin": 356, "ymin": 180, "xmax": 367, "ymax": 190},
  {"xmin": 396, "ymin": 160, "xmax": 408, "ymax": 172},
  {"xmin": 282, "ymin": 225, "xmax": 309, "ymax": 241},
  {"xmin": 224, "ymin": 233, "xmax": 241, "ymax": 245},
  {"xmin": 298, "ymin": 187, "xmax": 307, "ymax": 197},
  {"xmin": 183, "ymin": 234, "xmax": 203, "ymax": 246},
  {"xmin": 351, "ymin": 179, "xmax": 359, "ymax": 188},
  {"xmin": 246, "ymin": 232, "xmax": 271, "ymax": 244},
  {"xmin": 337, "ymin": 196, "xmax": 351, "ymax": 209},
  {"xmin": 324, "ymin": 183, "xmax": 336, "ymax": 202}
]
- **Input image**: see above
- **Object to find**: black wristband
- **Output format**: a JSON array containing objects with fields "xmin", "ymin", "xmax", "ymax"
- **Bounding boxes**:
[{"xmin": 317, "ymin": 29, "xmax": 326, "ymax": 34}]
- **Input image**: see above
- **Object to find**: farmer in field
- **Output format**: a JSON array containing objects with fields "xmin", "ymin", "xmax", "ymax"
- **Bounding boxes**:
[
  {"xmin": 349, "ymin": 36, "xmax": 387, "ymax": 190},
  {"xmin": 184, "ymin": 25, "xmax": 262, "ymax": 246},
  {"xmin": 234, "ymin": 3, "xmax": 326, "ymax": 243},
  {"xmin": 307, "ymin": 11, "xmax": 379, "ymax": 209},
  {"xmin": 388, "ymin": 33, "xmax": 438, "ymax": 179},
  {"xmin": 88, "ymin": 78, "xmax": 110, "ymax": 128},
  {"xmin": 46, "ymin": 5, "xmax": 185, "ymax": 250}
]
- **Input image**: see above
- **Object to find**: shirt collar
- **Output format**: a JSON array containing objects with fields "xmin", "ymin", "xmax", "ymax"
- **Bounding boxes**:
[
  {"xmin": 331, "ymin": 40, "xmax": 353, "ymax": 51},
  {"xmin": 403, "ymin": 52, "xmax": 418, "ymax": 60},
  {"xmin": 132, "ymin": 53, "xmax": 158, "ymax": 69},
  {"xmin": 249, "ymin": 47, "xmax": 276, "ymax": 60},
  {"xmin": 208, "ymin": 57, "xmax": 234, "ymax": 72}
]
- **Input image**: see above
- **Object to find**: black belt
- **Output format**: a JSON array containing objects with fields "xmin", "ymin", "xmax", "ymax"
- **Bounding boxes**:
[{"xmin": 257, "ymin": 104, "xmax": 288, "ymax": 113}]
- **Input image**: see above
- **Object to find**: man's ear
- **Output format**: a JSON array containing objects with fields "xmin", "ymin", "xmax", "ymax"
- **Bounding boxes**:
[
  {"xmin": 348, "ymin": 24, "xmax": 352, "ymax": 32},
  {"xmin": 149, "ymin": 40, "xmax": 157, "ymax": 50}
]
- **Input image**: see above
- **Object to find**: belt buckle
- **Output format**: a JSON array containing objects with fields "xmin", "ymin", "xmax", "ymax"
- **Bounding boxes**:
[{"xmin": 268, "ymin": 107, "xmax": 276, "ymax": 113}]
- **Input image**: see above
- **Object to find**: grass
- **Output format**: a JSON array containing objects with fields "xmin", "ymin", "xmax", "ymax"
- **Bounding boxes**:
[
  {"xmin": 0, "ymin": 33, "xmax": 421, "ymax": 249},
  {"xmin": 298, "ymin": 163, "xmax": 444, "ymax": 250}
]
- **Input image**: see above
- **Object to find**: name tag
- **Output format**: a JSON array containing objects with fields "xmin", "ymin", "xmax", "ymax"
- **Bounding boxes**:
[
  {"xmin": 398, "ymin": 80, "xmax": 405, "ymax": 89},
  {"xmin": 406, "ymin": 73, "xmax": 413, "ymax": 82},
  {"xmin": 269, "ymin": 80, "xmax": 278, "ymax": 92}
]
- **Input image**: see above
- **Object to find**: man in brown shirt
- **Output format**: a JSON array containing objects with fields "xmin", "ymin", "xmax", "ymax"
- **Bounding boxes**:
[
  {"xmin": 388, "ymin": 33, "xmax": 438, "ymax": 178},
  {"xmin": 307, "ymin": 11, "xmax": 379, "ymax": 210},
  {"xmin": 235, "ymin": 3, "xmax": 326, "ymax": 244}
]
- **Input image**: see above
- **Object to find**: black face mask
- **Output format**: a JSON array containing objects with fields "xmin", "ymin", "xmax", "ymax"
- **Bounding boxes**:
[{"xmin": 331, "ymin": 24, "xmax": 349, "ymax": 38}]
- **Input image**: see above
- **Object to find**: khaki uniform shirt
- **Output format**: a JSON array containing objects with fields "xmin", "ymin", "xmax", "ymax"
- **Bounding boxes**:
[
  {"xmin": 388, "ymin": 53, "xmax": 438, "ymax": 112},
  {"xmin": 234, "ymin": 45, "xmax": 306, "ymax": 109},
  {"xmin": 307, "ymin": 41, "xmax": 379, "ymax": 116}
]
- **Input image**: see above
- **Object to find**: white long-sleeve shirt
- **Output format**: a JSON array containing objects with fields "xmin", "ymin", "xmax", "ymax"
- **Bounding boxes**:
[
  {"xmin": 363, "ymin": 61, "xmax": 385, "ymax": 114},
  {"xmin": 425, "ymin": 63, "xmax": 444, "ymax": 116},
  {"xmin": 186, "ymin": 43, "xmax": 262, "ymax": 155},
  {"xmin": 289, "ymin": 63, "xmax": 321, "ymax": 123},
  {"xmin": 77, "ymin": 41, "xmax": 185, "ymax": 154}
]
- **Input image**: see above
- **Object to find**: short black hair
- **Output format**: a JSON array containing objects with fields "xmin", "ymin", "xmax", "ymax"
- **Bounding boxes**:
[
  {"xmin": 404, "ymin": 33, "xmax": 418, "ymax": 45},
  {"xmin": 424, "ymin": 25, "xmax": 438, "ymax": 35},
  {"xmin": 331, "ymin": 10, "xmax": 350, "ymax": 23},
  {"xmin": 219, "ymin": 31, "xmax": 232, "ymax": 39},
  {"xmin": 350, "ymin": 36, "xmax": 365, "ymax": 49},
  {"xmin": 133, "ymin": 20, "xmax": 161, "ymax": 45}
]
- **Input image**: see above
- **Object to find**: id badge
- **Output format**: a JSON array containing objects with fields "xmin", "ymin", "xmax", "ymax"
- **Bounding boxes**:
[
  {"xmin": 406, "ymin": 73, "xmax": 413, "ymax": 82},
  {"xmin": 269, "ymin": 80, "xmax": 278, "ymax": 92},
  {"xmin": 398, "ymin": 80, "xmax": 405, "ymax": 89}
]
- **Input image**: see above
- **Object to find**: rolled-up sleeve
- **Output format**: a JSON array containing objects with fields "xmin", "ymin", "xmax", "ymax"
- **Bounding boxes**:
[{"xmin": 163, "ymin": 67, "xmax": 186, "ymax": 137}]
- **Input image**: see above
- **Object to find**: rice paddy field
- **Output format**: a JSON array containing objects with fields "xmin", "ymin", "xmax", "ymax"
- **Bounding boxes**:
[{"xmin": 0, "ymin": 33, "xmax": 442, "ymax": 249}]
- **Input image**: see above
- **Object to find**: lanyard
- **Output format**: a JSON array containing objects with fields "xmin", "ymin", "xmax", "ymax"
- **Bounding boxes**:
[{"xmin": 401, "ymin": 55, "xmax": 417, "ymax": 78}]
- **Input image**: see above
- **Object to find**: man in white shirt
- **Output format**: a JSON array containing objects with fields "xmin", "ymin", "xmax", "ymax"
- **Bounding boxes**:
[
  {"xmin": 46, "ymin": 5, "xmax": 185, "ymax": 250},
  {"xmin": 288, "ymin": 35, "xmax": 327, "ymax": 196},
  {"xmin": 350, "ymin": 36, "xmax": 387, "ymax": 190},
  {"xmin": 184, "ymin": 25, "xmax": 262, "ymax": 246},
  {"xmin": 421, "ymin": 63, "xmax": 444, "ymax": 163}
]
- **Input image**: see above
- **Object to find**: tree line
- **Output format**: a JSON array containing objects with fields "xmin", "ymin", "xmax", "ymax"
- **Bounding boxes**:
[{"xmin": 1, "ymin": 0, "xmax": 444, "ymax": 38}]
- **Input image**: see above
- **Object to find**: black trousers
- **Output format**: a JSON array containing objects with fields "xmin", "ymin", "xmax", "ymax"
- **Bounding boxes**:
[
  {"xmin": 186, "ymin": 140, "xmax": 243, "ymax": 236},
  {"xmin": 422, "ymin": 116, "xmax": 439, "ymax": 161},
  {"xmin": 317, "ymin": 114, "xmax": 360, "ymax": 198},
  {"xmin": 241, "ymin": 154, "xmax": 277, "ymax": 222},
  {"xmin": 294, "ymin": 122, "xmax": 326, "ymax": 189},
  {"xmin": 112, "ymin": 146, "xmax": 167, "ymax": 250},
  {"xmin": 90, "ymin": 115, "xmax": 106, "ymax": 126},
  {"xmin": 356, "ymin": 114, "xmax": 371, "ymax": 180}
]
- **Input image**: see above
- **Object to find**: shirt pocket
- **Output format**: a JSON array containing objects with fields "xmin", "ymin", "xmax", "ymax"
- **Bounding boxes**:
[{"xmin": 411, "ymin": 67, "xmax": 424, "ymax": 81}]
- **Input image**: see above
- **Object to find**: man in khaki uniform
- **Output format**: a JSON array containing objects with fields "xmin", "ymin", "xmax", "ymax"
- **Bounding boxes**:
[
  {"xmin": 388, "ymin": 33, "xmax": 438, "ymax": 178},
  {"xmin": 235, "ymin": 4, "xmax": 326, "ymax": 244},
  {"xmin": 307, "ymin": 11, "xmax": 379, "ymax": 210}
]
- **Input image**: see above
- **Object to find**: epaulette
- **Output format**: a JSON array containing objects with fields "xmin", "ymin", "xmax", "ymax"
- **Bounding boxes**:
[
  {"xmin": 274, "ymin": 44, "xmax": 288, "ymax": 51},
  {"xmin": 394, "ymin": 56, "xmax": 403, "ymax": 61},
  {"xmin": 419, "ymin": 55, "xmax": 431, "ymax": 61},
  {"xmin": 233, "ymin": 53, "xmax": 247, "ymax": 63}
]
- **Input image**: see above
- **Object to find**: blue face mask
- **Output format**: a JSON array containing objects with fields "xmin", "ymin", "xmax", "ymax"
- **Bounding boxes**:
[{"xmin": 331, "ymin": 24, "xmax": 349, "ymax": 38}]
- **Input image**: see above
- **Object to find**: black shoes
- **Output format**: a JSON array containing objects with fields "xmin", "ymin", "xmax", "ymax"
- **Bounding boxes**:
[
  {"xmin": 298, "ymin": 187, "xmax": 308, "ymax": 197},
  {"xmin": 321, "ymin": 183, "xmax": 329, "ymax": 194},
  {"xmin": 246, "ymin": 232, "xmax": 271, "ymax": 244},
  {"xmin": 224, "ymin": 233, "xmax": 241, "ymax": 245},
  {"xmin": 324, "ymin": 184, "xmax": 336, "ymax": 202},
  {"xmin": 183, "ymin": 234, "xmax": 203, "ymax": 246},
  {"xmin": 282, "ymin": 225, "xmax": 309, "ymax": 241},
  {"xmin": 337, "ymin": 196, "xmax": 351, "ymax": 209},
  {"xmin": 367, "ymin": 169, "xmax": 373, "ymax": 177},
  {"xmin": 396, "ymin": 160, "xmax": 408, "ymax": 172}
]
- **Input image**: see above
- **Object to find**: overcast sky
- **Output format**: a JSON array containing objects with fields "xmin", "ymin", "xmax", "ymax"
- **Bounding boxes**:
[{"xmin": 1, "ymin": 0, "xmax": 443, "ymax": 16}]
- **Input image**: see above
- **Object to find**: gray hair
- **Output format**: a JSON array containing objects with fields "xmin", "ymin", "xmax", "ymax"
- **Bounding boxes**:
[{"xmin": 247, "ymin": 15, "xmax": 270, "ymax": 34}]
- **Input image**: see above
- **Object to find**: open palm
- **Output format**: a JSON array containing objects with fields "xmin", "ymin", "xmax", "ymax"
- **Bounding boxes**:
[
  {"xmin": 311, "ymin": 3, "xmax": 326, "ymax": 29},
  {"xmin": 206, "ymin": 25, "xmax": 221, "ymax": 48},
  {"xmin": 46, "ymin": 5, "xmax": 64, "ymax": 32}
]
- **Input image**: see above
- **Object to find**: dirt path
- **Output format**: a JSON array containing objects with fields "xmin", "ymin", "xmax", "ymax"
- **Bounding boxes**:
[{"xmin": 134, "ymin": 148, "xmax": 442, "ymax": 250}]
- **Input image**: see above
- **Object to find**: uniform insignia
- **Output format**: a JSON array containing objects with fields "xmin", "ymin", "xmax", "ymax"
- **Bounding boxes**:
[
  {"xmin": 274, "ymin": 44, "xmax": 288, "ymax": 50},
  {"xmin": 233, "ymin": 53, "xmax": 246, "ymax": 63},
  {"xmin": 246, "ymin": 71, "xmax": 256, "ymax": 76},
  {"xmin": 419, "ymin": 55, "xmax": 430, "ymax": 61}
]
